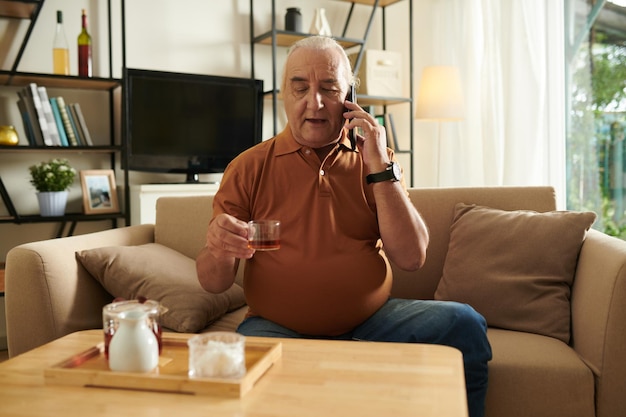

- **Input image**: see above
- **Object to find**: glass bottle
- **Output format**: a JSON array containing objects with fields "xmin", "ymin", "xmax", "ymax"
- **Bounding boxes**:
[
  {"xmin": 77, "ymin": 9, "xmax": 92, "ymax": 77},
  {"xmin": 52, "ymin": 10, "xmax": 70, "ymax": 75}
]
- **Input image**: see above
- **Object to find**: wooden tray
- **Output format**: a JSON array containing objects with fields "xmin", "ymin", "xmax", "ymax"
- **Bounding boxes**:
[{"xmin": 44, "ymin": 336, "xmax": 282, "ymax": 397}]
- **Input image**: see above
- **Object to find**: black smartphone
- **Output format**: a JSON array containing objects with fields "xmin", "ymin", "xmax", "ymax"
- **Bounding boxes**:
[{"xmin": 345, "ymin": 86, "xmax": 357, "ymax": 150}]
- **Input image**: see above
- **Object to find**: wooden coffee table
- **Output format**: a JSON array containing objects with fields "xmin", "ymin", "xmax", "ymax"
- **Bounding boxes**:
[{"xmin": 0, "ymin": 330, "xmax": 468, "ymax": 417}]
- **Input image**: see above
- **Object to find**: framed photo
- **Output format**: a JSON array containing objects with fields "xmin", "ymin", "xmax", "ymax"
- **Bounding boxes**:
[{"xmin": 80, "ymin": 170, "xmax": 120, "ymax": 214}]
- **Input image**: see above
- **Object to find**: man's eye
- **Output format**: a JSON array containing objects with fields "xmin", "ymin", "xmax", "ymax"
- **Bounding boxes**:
[{"xmin": 293, "ymin": 86, "xmax": 308, "ymax": 94}]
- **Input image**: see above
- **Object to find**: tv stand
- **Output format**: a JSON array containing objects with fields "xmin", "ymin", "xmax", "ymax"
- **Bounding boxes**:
[
  {"xmin": 130, "ymin": 183, "xmax": 220, "ymax": 225},
  {"xmin": 186, "ymin": 172, "xmax": 200, "ymax": 183}
]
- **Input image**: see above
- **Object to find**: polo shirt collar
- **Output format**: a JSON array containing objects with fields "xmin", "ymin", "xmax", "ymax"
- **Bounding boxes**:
[{"xmin": 274, "ymin": 125, "xmax": 357, "ymax": 156}]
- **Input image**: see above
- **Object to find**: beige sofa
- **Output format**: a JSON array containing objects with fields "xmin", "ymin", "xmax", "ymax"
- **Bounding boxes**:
[{"xmin": 5, "ymin": 186, "xmax": 626, "ymax": 417}]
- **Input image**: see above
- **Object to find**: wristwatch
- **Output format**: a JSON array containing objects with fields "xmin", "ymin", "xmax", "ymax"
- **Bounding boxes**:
[{"xmin": 366, "ymin": 162, "xmax": 402, "ymax": 184}]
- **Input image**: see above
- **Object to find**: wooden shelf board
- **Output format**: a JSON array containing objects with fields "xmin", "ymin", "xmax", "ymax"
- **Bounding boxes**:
[
  {"xmin": 357, "ymin": 95, "xmax": 411, "ymax": 106},
  {"xmin": 333, "ymin": 0, "xmax": 405, "ymax": 7},
  {"xmin": 0, "ymin": 212, "xmax": 125, "ymax": 225},
  {"xmin": 0, "ymin": 0, "xmax": 39, "ymax": 19},
  {"xmin": 0, "ymin": 71, "xmax": 121, "ymax": 91},
  {"xmin": 0, "ymin": 145, "xmax": 122, "ymax": 153},
  {"xmin": 262, "ymin": 90, "xmax": 410, "ymax": 107},
  {"xmin": 254, "ymin": 31, "xmax": 363, "ymax": 49}
]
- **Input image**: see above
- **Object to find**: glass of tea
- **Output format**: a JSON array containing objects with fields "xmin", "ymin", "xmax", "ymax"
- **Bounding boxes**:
[{"xmin": 247, "ymin": 220, "xmax": 280, "ymax": 251}]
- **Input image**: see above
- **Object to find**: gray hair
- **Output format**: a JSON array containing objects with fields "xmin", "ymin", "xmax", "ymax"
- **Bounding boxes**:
[{"xmin": 281, "ymin": 36, "xmax": 356, "ymax": 92}]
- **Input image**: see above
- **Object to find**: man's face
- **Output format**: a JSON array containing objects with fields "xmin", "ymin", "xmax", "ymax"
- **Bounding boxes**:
[{"xmin": 283, "ymin": 47, "xmax": 350, "ymax": 148}]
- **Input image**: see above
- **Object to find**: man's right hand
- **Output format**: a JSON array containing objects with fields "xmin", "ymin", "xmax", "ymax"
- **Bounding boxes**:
[
  {"xmin": 205, "ymin": 213, "xmax": 255, "ymax": 261},
  {"xmin": 196, "ymin": 213, "xmax": 253, "ymax": 294}
]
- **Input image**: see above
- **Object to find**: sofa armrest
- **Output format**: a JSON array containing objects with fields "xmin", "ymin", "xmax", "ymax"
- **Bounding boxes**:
[
  {"xmin": 571, "ymin": 229, "xmax": 626, "ymax": 417},
  {"xmin": 5, "ymin": 224, "xmax": 155, "ymax": 357}
]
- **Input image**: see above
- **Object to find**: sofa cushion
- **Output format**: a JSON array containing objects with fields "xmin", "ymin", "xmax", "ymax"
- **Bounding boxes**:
[
  {"xmin": 76, "ymin": 243, "xmax": 246, "ymax": 333},
  {"xmin": 434, "ymin": 204, "xmax": 596, "ymax": 343},
  {"xmin": 485, "ymin": 328, "xmax": 594, "ymax": 417}
]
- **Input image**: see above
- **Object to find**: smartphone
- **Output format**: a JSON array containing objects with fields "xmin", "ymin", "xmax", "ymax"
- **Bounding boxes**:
[{"xmin": 345, "ymin": 86, "xmax": 357, "ymax": 150}]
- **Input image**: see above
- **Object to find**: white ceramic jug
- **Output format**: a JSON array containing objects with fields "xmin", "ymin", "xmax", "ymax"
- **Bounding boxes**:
[{"xmin": 108, "ymin": 308, "xmax": 159, "ymax": 373}]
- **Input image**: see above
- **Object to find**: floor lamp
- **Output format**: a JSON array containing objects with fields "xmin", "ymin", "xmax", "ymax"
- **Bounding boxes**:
[{"xmin": 415, "ymin": 66, "xmax": 465, "ymax": 186}]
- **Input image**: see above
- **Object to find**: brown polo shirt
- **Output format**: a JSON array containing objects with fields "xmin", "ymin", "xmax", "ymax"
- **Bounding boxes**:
[{"xmin": 212, "ymin": 126, "xmax": 396, "ymax": 335}]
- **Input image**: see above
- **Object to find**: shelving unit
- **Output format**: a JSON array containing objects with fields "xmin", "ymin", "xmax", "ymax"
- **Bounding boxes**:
[
  {"xmin": 249, "ymin": 0, "xmax": 414, "ymax": 185},
  {"xmin": 0, "ymin": 0, "xmax": 128, "ymax": 237},
  {"xmin": 0, "ymin": 143, "xmax": 125, "ymax": 236},
  {"xmin": 0, "ymin": 0, "xmax": 44, "ymax": 73}
]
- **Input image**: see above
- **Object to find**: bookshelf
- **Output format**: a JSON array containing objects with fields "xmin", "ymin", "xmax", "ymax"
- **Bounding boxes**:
[{"xmin": 0, "ymin": 0, "xmax": 128, "ymax": 237}]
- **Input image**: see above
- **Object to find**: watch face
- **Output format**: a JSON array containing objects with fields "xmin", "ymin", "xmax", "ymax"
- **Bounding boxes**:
[{"xmin": 392, "ymin": 162, "xmax": 402, "ymax": 180}]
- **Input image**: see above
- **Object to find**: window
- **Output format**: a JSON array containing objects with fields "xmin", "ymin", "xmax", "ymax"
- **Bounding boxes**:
[{"xmin": 566, "ymin": 0, "xmax": 626, "ymax": 238}]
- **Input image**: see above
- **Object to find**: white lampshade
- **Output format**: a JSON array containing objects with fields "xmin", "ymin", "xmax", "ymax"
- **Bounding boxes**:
[{"xmin": 415, "ymin": 66, "xmax": 465, "ymax": 121}]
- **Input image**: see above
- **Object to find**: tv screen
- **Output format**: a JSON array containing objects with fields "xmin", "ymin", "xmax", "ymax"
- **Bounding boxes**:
[{"xmin": 123, "ymin": 68, "xmax": 263, "ymax": 182}]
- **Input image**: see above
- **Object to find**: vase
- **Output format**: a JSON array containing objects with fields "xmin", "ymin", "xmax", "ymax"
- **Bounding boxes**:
[
  {"xmin": 310, "ymin": 8, "xmax": 332, "ymax": 37},
  {"xmin": 36, "ymin": 191, "xmax": 68, "ymax": 217},
  {"xmin": 285, "ymin": 7, "xmax": 302, "ymax": 32},
  {"xmin": 0, "ymin": 125, "xmax": 19, "ymax": 146},
  {"xmin": 108, "ymin": 308, "xmax": 159, "ymax": 373}
]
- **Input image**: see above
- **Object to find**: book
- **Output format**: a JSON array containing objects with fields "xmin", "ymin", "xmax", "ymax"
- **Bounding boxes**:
[
  {"xmin": 0, "ymin": 177, "xmax": 18, "ymax": 219},
  {"xmin": 27, "ymin": 83, "xmax": 54, "ymax": 146},
  {"xmin": 71, "ymin": 102, "xmax": 94, "ymax": 146},
  {"xmin": 49, "ymin": 98, "xmax": 69, "ymax": 146},
  {"xmin": 384, "ymin": 113, "xmax": 398, "ymax": 151},
  {"xmin": 68, "ymin": 103, "xmax": 85, "ymax": 146},
  {"xmin": 17, "ymin": 89, "xmax": 44, "ymax": 146},
  {"xmin": 37, "ymin": 86, "xmax": 62, "ymax": 146},
  {"xmin": 16, "ymin": 98, "xmax": 36, "ymax": 146},
  {"xmin": 56, "ymin": 96, "xmax": 79, "ymax": 146}
]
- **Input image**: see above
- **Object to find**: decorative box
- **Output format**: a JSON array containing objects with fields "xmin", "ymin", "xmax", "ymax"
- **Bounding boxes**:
[{"xmin": 349, "ymin": 50, "xmax": 403, "ymax": 97}]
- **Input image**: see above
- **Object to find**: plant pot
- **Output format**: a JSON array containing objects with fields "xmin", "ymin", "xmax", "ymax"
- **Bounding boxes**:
[{"xmin": 37, "ymin": 191, "xmax": 68, "ymax": 217}]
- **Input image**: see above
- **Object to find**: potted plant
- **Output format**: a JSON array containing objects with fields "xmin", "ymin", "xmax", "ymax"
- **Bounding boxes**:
[{"xmin": 29, "ymin": 158, "xmax": 76, "ymax": 216}]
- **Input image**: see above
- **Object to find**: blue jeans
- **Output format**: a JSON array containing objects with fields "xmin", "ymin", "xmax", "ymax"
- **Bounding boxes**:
[{"xmin": 238, "ymin": 298, "xmax": 492, "ymax": 417}]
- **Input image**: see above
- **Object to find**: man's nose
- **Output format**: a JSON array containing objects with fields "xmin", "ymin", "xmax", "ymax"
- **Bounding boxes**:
[{"xmin": 305, "ymin": 89, "xmax": 324, "ymax": 109}]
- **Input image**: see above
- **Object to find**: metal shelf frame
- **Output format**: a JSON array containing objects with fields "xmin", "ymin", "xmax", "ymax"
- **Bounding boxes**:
[{"xmin": 249, "ymin": 0, "xmax": 414, "ymax": 186}]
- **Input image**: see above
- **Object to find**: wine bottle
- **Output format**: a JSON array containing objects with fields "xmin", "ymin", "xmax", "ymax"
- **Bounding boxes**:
[
  {"xmin": 77, "ymin": 9, "xmax": 92, "ymax": 77},
  {"xmin": 52, "ymin": 10, "xmax": 69, "ymax": 75}
]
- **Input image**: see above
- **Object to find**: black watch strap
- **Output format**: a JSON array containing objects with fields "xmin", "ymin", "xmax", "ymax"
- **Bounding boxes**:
[{"xmin": 366, "ymin": 162, "xmax": 401, "ymax": 184}]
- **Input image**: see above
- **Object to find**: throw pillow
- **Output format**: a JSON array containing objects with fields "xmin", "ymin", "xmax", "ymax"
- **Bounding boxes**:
[
  {"xmin": 434, "ymin": 203, "xmax": 596, "ymax": 344},
  {"xmin": 76, "ymin": 243, "xmax": 246, "ymax": 333}
]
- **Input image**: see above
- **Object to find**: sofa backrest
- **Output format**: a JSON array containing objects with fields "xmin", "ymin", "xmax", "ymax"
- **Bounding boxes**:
[
  {"xmin": 155, "ymin": 186, "xmax": 557, "ymax": 300},
  {"xmin": 155, "ymin": 195, "xmax": 246, "ymax": 285},
  {"xmin": 396, "ymin": 186, "xmax": 556, "ymax": 299},
  {"xmin": 155, "ymin": 195, "xmax": 213, "ymax": 259}
]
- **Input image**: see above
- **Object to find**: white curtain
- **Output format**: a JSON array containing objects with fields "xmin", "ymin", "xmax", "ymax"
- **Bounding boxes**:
[{"xmin": 414, "ymin": 0, "xmax": 565, "ymax": 202}]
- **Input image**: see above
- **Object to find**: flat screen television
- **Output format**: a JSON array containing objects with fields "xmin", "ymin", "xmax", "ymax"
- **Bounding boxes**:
[{"xmin": 123, "ymin": 68, "xmax": 264, "ymax": 182}]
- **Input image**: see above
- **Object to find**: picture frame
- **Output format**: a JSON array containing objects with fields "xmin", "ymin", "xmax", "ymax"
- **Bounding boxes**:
[{"xmin": 80, "ymin": 170, "xmax": 120, "ymax": 214}]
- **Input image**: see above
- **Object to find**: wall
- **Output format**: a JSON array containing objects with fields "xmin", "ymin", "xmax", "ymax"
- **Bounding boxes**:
[
  {"xmin": 0, "ymin": 0, "xmax": 400, "ymax": 261},
  {"xmin": 0, "ymin": 1, "xmax": 568, "ymax": 351},
  {"xmin": 0, "ymin": 0, "xmax": 571, "ymax": 254}
]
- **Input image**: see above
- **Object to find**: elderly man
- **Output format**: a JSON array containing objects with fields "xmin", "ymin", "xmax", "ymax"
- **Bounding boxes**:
[{"xmin": 197, "ymin": 36, "xmax": 491, "ymax": 417}]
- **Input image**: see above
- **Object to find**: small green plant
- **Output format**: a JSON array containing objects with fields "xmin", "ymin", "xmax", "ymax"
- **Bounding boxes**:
[{"xmin": 29, "ymin": 158, "xmax": 76, "ymax": 192}]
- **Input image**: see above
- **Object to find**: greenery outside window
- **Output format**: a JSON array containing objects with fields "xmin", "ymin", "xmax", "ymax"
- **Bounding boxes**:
[{"xmin": 567, "ymin": 0, "xmax": 626, "ymax": 238}]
